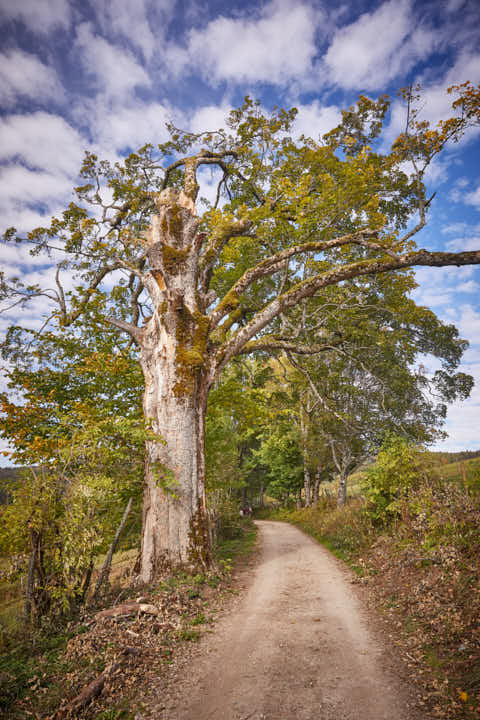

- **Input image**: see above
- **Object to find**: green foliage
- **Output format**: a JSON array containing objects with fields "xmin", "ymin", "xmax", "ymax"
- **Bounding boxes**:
[
  {"xmin": 0, "ymin": 413, "xmax": 149, "ymax": 621},
  {"xmin": 363, "ymin": 434, "xmax": 421, "ymax": 523},
  {"xmin": 0, "ymin": 316, "xmax": 148, "ymax": 622},
  {"xmin": 255, "ymin": 427, "xmax": 303, "ymax": 501}
]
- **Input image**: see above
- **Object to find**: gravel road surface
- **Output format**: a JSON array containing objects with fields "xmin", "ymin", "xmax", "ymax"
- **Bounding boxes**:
[{"xmin": 151, "ymin": 520, "xmax": 422, "ymax": 720}]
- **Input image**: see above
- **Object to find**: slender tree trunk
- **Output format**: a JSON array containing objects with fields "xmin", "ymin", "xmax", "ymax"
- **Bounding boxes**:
[
  {"xmin": 303, "ymin": 465, "xmax": 311, "ymax": 507},
  {"xmin": 312, "ymin": 467, "xmax": 321, "ymax": 506},
  {"xmin": 300, "ymin": 405, "xmax": 311, "ymax": 506},
  {"xmin": 337, "ymin": 470, "xmax": 348, "ymax": 506},
  {"xmin": 93, "ymin": 496, "xmax": 133, "ymax": 599},
  {"xmin": 296, "ymin": 487, "xmax": 302, "ymax": 508},
  {"xmin": 259, "ymin": 483, "xmax": 265, "ymax": 509}
]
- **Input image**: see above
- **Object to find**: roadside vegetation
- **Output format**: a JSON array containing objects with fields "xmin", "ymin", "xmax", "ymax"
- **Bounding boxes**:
[
  {"xmin": 260, "ymin": 437, "xmax": 480, "ymax": 719},
  {"xmin": 0, "ymin": 516, "xmax": 256, "ymax": 720}
]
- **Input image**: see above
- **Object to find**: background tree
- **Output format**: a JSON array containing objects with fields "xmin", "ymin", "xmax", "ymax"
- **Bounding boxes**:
[{"xmin": 1, "ymin": 86, "xmax": 479, "ymax": 579}]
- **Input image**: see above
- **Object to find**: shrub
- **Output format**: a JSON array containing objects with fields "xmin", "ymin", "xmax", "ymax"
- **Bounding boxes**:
[{"xmin": 363, "ymin": 434, "xmax": 421, "ymax": 524}]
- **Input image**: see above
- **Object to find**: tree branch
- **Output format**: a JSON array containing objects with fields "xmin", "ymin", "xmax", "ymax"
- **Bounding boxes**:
[
  {"xmin": 212, "ymin": 247, "xmax": 480, "ymax": 374},
  {"xmin": 209, "ymin": 229, "xmax": 380, "ymax": 329},
  {"xmin": 237, "ymin": 337, "xmax": 342, "ymax": 356},
  {"xmin": 198, "ymin": 217, "xmax": 254, "ymax": 294},
  {"xmin": 104, "ymin": 316, "xmax": 143, "ymax": 343}
]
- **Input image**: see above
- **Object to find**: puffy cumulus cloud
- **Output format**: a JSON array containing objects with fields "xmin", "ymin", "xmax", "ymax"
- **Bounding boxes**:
[
  {"xmin": 0, "ymin": 50, "xmax": 63, "ymax": 107},
  {"xmin": 411, "ymin": 265, "xmax": 479, "ymax": 311},
  {"xmin": 93, "ymin": 0, "xmax": 157, "ymax": 61},
  {"xmin": 441, "ymin": 221, "xmax": 480, "ymax": 236},
  {"xmin": 447, "ymin": 234, "xmax": 480, "ymax": 252},
  {"xmin": 0, "ymin": 112, "xmax": 85, "ymax": 176},
  {"xmin": 0, "ymin": 166, "xmax": 72, "ymax": 206},
  {"xmin": 293, "ymin": 101, "xmax": 341, "ymax": 140},
  {"xmin": 323, "ymin": 0, "xmax": 437, "ymax": 90},
  {"xmin": 75, "ymin": 23, "xmax": 151, "ymax": 101},
  {"xmin": 90, "ymin": 100, "xmax": 178, "ymax": 153},
  {"xmin": 185, "ymin": 0, "xmax": 320, "ymax": 85},
  {"xmin": 455, "ymin": 303, "xmax": 480, "ymax": 340},
  {"xmin": 0, "ymin": 0, "xmax": 71, "ymax": 34},
  {"xmin": 0, "ymin": 165, "xmax": 73, "ymax": 232},
  {"xmin": 189, "ymin": 104, "xmax": 232, "ymax": 134}
]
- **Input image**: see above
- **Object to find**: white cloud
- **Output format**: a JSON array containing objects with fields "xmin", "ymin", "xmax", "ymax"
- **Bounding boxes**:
[
  {"xmin": 0, "ymin": 166, "xmax": 72, "ymax": 205},
  {"xmin": 465, "ymin": 184, "xmax": 480, "ymax": 209},
  {"xmin": 90, "ymin": 100, "xmax": 176, "ymax": 152},
  {"xmin": 190, "ymin": 104, "xmax": 232, "ymax": 134},
  {"xmin": 293, "ymin": 101, "xmax": 341, "ymax": 140},
  {"xmin": 0, "ymin": 112, "xmax": 85, "ymax": 175},
  {"xmin": 185, "ymin": 0, "xmax": 320, "ymax": 85},
  {"xmin": 75, "ymin": 23, "xmax": 151, "ymax": 100},
  {"xmin": 0, "ymin": 49, "xmax": 63, "ymax": 107},
  {"xmin": 441, "ymin": 221, "xmax": 480, "ymax": 235},
  {"xmin": 93, "ymin": 0, "xmax": 155, "ymax": 60},
  {"xmin": 457, "ymin": 280, "xmax": 480, "ymax": 293},
  {"xmin": 447, "ymin": 235, "xmax": 480, "ymax": 252},
  {"xmin": 0, "ymin": 165, "xmax": 73, "ymax": 233},
  {"xmin": 446, "ymin": 0, "xmax": 466, "ymax": 12},
  {"xmin": 456, "ymin": 303, "xmax": 480, "ymax": 339},
  {"xmin": 412, "ymin": 265, "xmax": 479, "ymax": 310},
  {"xmin": 324, "ymin": 0, "xmax": 437, "ymax": 90},
  {"xmin": 0, "ymin": 0, "xmax": 71, "ymax": 33}
]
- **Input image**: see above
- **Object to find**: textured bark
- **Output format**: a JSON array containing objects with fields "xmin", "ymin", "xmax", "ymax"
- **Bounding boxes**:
[{"xmin": 138, "ymin": 189, "xmax": 213, "ymax": 583}]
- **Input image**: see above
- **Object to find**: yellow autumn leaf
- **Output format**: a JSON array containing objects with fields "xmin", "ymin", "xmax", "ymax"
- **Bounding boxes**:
[{"xmin": 459, "ymin": 691, "xmax": 468, "ymax": 702}]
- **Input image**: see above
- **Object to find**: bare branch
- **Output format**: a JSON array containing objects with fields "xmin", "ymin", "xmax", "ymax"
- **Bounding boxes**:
[{"xmin": 104, "ymin": 316, "xmax": 143, "ymax": 343}]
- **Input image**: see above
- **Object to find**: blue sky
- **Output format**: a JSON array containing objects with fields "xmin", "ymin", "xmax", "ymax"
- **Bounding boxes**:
[{"xmin": 0, "ymin": 0, "xmax": 479, "ymax": 457}]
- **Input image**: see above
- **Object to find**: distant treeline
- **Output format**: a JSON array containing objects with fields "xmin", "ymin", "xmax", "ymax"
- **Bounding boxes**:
[
  {"xmin": 0, "ymin": 466, "xmax": 23, "ymax": 504},
  {"xmin": 428, "ymin": 450, "xmax": 480, "ymax": 464}
]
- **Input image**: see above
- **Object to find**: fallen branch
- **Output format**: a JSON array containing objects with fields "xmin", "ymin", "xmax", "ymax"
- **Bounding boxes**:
[
  {"xmin": 55, "ymin": 646, "xmax": 141, "ymax": 717},
  {"xmin": 94, "ymin": 602, "xmax": 160, "ymax": 621},
  {"xmin": 55, "ymin": 660, "xmax": 121, "ymax": 717}
]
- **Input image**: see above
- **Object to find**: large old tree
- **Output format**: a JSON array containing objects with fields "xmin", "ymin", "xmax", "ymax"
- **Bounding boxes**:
[{"xmin": 1, "ymin": 86, "xmax": 480, "ymax": 581}]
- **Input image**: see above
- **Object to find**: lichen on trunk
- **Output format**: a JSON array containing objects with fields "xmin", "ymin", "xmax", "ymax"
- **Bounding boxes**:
[{"xmin": 137, "ymin": 188, "xmax": 213, "ymax": 583}]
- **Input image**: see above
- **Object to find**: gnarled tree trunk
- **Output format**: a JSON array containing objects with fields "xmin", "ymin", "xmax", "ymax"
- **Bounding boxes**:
[{"xmin": 137, "ymin": 188, "xmax": 213, "ymax": 583}]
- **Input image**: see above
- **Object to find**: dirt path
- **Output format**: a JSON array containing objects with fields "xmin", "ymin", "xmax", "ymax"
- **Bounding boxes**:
[{"xmin": 148, "ymin": 520, "xmax": 422, "ymax": 720}]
